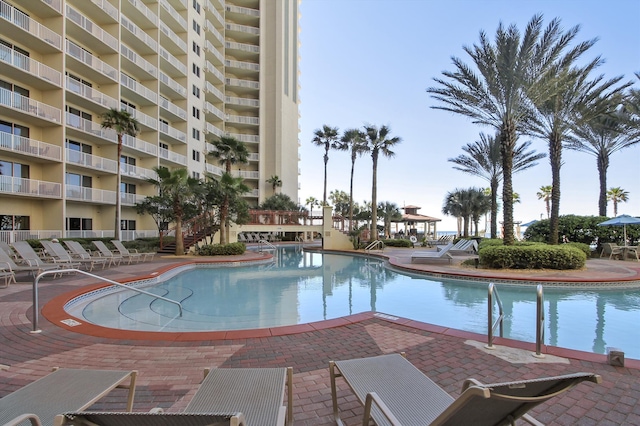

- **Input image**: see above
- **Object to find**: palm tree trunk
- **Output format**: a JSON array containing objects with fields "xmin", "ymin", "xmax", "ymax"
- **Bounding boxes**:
[
  {"xmin": 490, "ymin": 178, "xmax": 499, "ymax": 239},
  {"xmin": 500, "ymin": 122, "xmax": 516, "ymax": 245},
  {"xmin": 549, "ymin": 132, "xmax": 562, "ymax": 245},
  {"xmin": 323, "ymin": 151, "xmax": 329, "ymax": 205},
  {"xmin": 115, "ymin": 136, "xmax": 123, "ymax": 240},
  {"xmin": 370, "ymin": 153, "xmax": 378, "ymax": 240},
  {"xmin": 219, "ymin": 196, "xmax": 229, "ymax": 244},
  {"xmin": 175, "ymin": 216, "xmax": 184, "ymax": 255},
  {"xmin": 597, "ymin": 154, "xmax": 609, "ymax": 216},
  {"xmin": 349, "ymin": 158, "xmax": 355, "ymax": 232}
]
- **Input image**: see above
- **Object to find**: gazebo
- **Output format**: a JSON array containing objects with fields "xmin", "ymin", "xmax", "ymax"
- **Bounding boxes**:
[{"xmin": 392, "ymin": 205, "xmax": 441, "ymax": 239}]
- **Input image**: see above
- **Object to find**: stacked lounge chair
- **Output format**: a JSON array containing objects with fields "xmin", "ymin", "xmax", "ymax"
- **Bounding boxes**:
[
  {"xmin": 92, "ymin": 241, "xmax": 125, "ymax": 265},
  {"xmin": 449, "ymin": 239, "xmax": 478, "ymax": 255},
  {"xmin": 40, "ymin": 240, "xmax": 107, "ymax": 272},
  {"xmin": 64, "ymin": 241, "xmax": 115, "ymax": 268},
  {"xmin": 12, "ymin": 241, "xmax": 80, "ymax": 272},
  {"xmin": 410, "ymin": 242, "xmax": 454, "ymax": 264},
  {"xmin": 3, "ymin": 242, "xmax": 62, "ymax": 277},
  {"xmin": 111, "ymin": 240, "xmax": 155, "ymax": 262}
]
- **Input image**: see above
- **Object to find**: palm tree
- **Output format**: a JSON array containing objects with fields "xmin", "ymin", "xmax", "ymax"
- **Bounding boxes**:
[
  {"xmin": 442, "ymin": 189, "xmax": 465, "ymax": 236},
  {"xmin": 340, "ymin": 128, "xmax": 369, "ymax": 232},
  {"xmin": 527, "ymin": 61, "xmax": 628, "ymax": 244},
  {"xmin": 606, "ymin": 187, "xmax": 629, "ymax": 217},
  {"xmin": 311, "ymin": 125, "xmax": 341, "ymax": 206},
  {"xmin": 537, "ymin": 185, "xmax": 552, "ymax": 219},
  {"xmin": 378, "ymin": 201, "xmax": 402, "ymax": 238},
  {"xmin": 147, "ymin": 167, "xmax": 198, "ymax": 255},
  {"xmin": 100, "ymin": 108, "xmax": 140, "ymax": 240},
  {"xmin": 266, "ymin": 175, "xmax": 282, "ymax": 193},
  {"xmin": 448, "ymin": 132, "xmax": 544, "ymax": 238},
  {"xmin": 363, "ymin": 124, "xmax": 401, "ymax": 240},
  {"xmin": 429, "ymin": 15, "xmax": 594, "ymax": 244},
  {"xmin": 305, "ymin": 196, "xmax": 319, "ymax": 224},
  {"xmin": 567, "ymin": 99, "xmax": 638, "ymax": 216},
  {"xmin": 207, "ymin": 136, "xmax": 249, "ymax": 244},
  {"xmin": 469, "ymin": 188, "xmax": 491, "ymax": 236}
]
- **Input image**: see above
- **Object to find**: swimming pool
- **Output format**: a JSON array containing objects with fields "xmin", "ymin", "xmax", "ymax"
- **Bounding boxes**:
[{"xmin": 66, "ymin": 247, "xmax": 640, "ymax": 359}]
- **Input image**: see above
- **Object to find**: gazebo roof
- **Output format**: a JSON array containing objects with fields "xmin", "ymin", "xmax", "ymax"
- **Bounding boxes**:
[{"xmin": 394, "ymin": 213, "xmax": 441, "ymax": 223}]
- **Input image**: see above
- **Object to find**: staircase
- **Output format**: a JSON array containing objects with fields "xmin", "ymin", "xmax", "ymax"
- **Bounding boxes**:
[{"xmin": 156, "ymin": 226, "xmax": 211, "ymax": 254}]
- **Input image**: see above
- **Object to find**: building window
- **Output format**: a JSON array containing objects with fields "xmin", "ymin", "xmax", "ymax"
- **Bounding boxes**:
[
  {"xmin": 159, "ymin": 142, "xmax": 169, "ymax": 150},
  {"xmin": 0, "ymin": 215, "xmax": 30, "ymax": 231},
  {"xmin": 0, "ymin": 160, "xmax": 29, "ymax": 178},
  {"xmin": 192, "ymin": 107, "xmax": 200, "ymax": 119},
  {"xmin": 192, "ymin": 149, "xmax": 200, "ymax": 161},
  {"xmin": 65, "ymin": 173, "xmax": 92, "ymax": 187},
  {"xmin": 66, "ymin": 217, "xmax": 92, "ymax": 231},
  {"xmin": 192, "ymin": 85, "xmax": 200, "ymax": 98},
  {"xmin": 121, "ymin": 220, "xmax": 136, "ymax": 231},
  {"xmin": 192, "ymin": 128, "xmax": 200, "ymax": 140},
  {"xmin": 192, "ymin": 63, "xmax": 200, "ymax": 77},
  {"xmin": 192, "ymin": 41, "xmax": 200, "ymax": 56},
  {"xmin": 193, "ymin": 0, "xmax": 200, "ymax": 14},
  {"xmin": 121, "ymin": 182, "xmax": 136, "ymax": 194},
  {"xmin": 192, "ymin": 20, "xmax": 200, "ymax": 35},
  {"xmin": 0, "ymin": 120, "xmax": 30, "ymax": 139},
  {"xmin": 192, "ymin": 171, "xmax": 200, "ymax": 179}
]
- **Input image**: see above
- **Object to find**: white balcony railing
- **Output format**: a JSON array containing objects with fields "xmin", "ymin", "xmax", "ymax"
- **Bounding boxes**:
[
  {"xmin": 66, "ymin": 40, "xmax": 118, "ymax": 81},
  {"xmin": 0, "ymin": 88, "xmax": 62, "ymax": 123},
  {"xmin": 0, "ymin": 0, "xmax": 62, "ymax": 50},
  {"xmin": 225, "ymin": 41, "xmax": 260, "ymax": 54},
  {"xmin": 207, "ymin": 2, "xmax": 224, "ymax": 25},
  {"xmin": 66, "ymin": 148, "xmax": 118, "ymax": 173},
  {"xmin": 205, "ymin": 122, "xmax": 223, "ymax": 137},
  {"xmin": 225, "ymin": 96, "xmax": 259, "ymax": 108},
  {"xmin": 159, "ymin": 96, "xmax": 187, "ymax": 120},
  {"xmin": 225, "ymin": 59, "xmax": 259, "ymax": 72},
  {"xmin": 159, "ymin": 47, "xmax": 187, "ymax": 75},
  {"xmin": 41, "ymin": 0, "xmax": 62, "ymax": 13},
  {"xmin": 121, "ymin": 44, "xmax": 158, "ymax": 77},
  {"xmin": 120, "ymin": 163, "xmax": 157, "ymax": 180},
  {"xmin": 205, "ymin": 19, "xmax": 224, "ymax": 44},
  {"xmin": 235, "ymin": 170, "xmax": 259, "ymax": 179},
  {"xmin": 159, "ymin": 72, "xmax": 187, "ymax": 98},
  {"xmin": 204, "ymin": 101, "xmax": 224, "ymax": 120},
  {"xmin": 66, "ymin": 185, "xmax": 116, "ymax": 204},
  {"xmin": 122, "ymin": 135, "xmax": 157, "ymax": 156},
  {"xmin": 121, "ymin": 192, "xmax": 146, "ymax": 205},
  {"xmin": 205, "ymin": 61, "xmax": 225, "ymax": 83},
  {"xmin": 204, "ymin": 81, "xmax": 224, "ymax": 101},
  {"xmin": 225, "ymin": 4, "xmax": 259, "ymax": 17},
  {"xmin": 226, "ymin": 115, "xmax": 259, "ymax": 125},
  {"xmin": 159, "ymin": 147, "xmax": 187, "ymax": 165},
  {"xmin": 205, "ymin": 163, "xmax": 223, "ymax": 176},
  {"xmin": 66, "ymin": 5, "xmax": 118, "ymax": 51},
  {"xmin": 0, "ymin": 133, "xmax": 62, "ymax": 161},
  {"xmin": 159, "ymin": 21, "xmax": 187, "ymax": 52},
  {"xmin": 0, "ymin": 44, "xmax": 62, "ymax": 86},
  {"xmin": 159, "ymin": 122, "xmax": 187, "ymax": 143},
  {"xmin": 159, "ymin": 0, "xmax": 187, "ymax": 29},
  {"xmin": 66, "ymin": 76, "xmax": 119, "ymax": 110},
  {"xmin": 121, "ymin": 15, "xmax": 158, "ymax": 52},
  {"xmin": 225, "ymin": 78, "xmax": 259, "ymax": 90},
  {"xmin": 204, "ymin": 40, "xmax": 225, "ymax": 63},
  {"xmin": 120, "ymin": 73, "xmax": 158, "ymax": 104},
  {"xmin": 225, "ymin": 23, "xmax": 259, "ymax": 36},
  {"xmin": 90, "ymin": 0, "xmax": 118, "ymax": 21},
  {"xmin": 121, "ymin": 104, "xmax": 158, "ymax": 129},
  {"xmin": 127, "ymin": 0, "xmax": 158, "ymax": 27},
  {"xmin": 0, "ymin": 176, "xmax": 61, "ymax": 198},
  {"xmin": 227, "ymin": 132, "xmax": 259, "ymax": 143},
  {"xmin": 66, "ymin": 112, "xmax": 116, "ymax": 142}
]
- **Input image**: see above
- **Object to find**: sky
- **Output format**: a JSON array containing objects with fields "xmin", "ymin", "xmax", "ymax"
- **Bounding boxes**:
[{"xmin": 296, "ymin": 0, "xmax": 640, "ymax": 232}]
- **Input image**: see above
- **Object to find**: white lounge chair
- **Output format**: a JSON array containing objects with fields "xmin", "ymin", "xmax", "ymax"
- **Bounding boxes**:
[
  {"xmin": 40, "ymin": 240, "xmax": 107, "ymax": 272},
  {"xmin": 92, "ymin": 241, "xmax": 125, "ymax": 265},
  {"xmin": 64, "ymin": 241, "xmax": 115, "ymax": 268},
  {"xmin": 111, "ymin": 240, "xmax": 154, "ymax": 262},
  {"xmin": 0, "ymin": 246, "xmax": 60, "ymax": 277},
  {"xmin": 410, "ymin": 242, "xmax": 454, "ymax": 264},
  {"xmin": 449, "ymin": 239, "xmax": 478, "ymax": 255}
]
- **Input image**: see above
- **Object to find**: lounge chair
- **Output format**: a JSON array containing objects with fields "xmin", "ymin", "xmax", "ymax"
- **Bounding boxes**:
[
  {"xmin": 3, "ymin": 242, "xmax": 62, "ymax": 277},
  {"xmin": 0, "ymin": 263, "xmax": 16, "ymax": 288},
  {"xmin": 64, "ymin": 241, "xmax": 115, "ymax": 268},
  {"xmin": 0, "ymin": 241, "xmax": 15, "ymax": 258},
  {"xmin": 625, "ymin": 244, "xmax": 639, "ymax": 261},
  {"xmin": 427, "ymin": 235, "xmax": 454, "ymax": 247},
  {"xmin": 185, "ymin": 367, "xmax": 293, "ymax": 426},
  {"xmin": 0, "ymin": 368, "xmax": 137, "ymax": 426},
  {"xmin": 111, "ymin": 240, "xmax": 155, "ymax": 262},
  {"xmin": 92, "ymin": 241, "xmax": 125, "ymax": 265},
  {"xmin": 449, "ymin": 239, "xmax": 478, "ymax": 255},
  {"xmin": 54, "ymin": 412, "xmax": 246, "ymax": 426},
  {"xmin": 600, "ymin": 242, "xmax": 623, "ymax": 260},
  {"xmin": 12, "ymin": 241, "xmax": 80, "ymax": 271},
  {"xmin": 238, "ymin": 233, "xmax": 248, "ymax": 243},
  {"xmin": 40, "ymin": 240, "xmax": 106, "ymax": 272},
  {"xmin": 329, "ymin": 353, "xmax": 601, "ymax": 426},
  {"xmin": 410, "ymin": 242, "xmax": 454, "ymax": 264}
]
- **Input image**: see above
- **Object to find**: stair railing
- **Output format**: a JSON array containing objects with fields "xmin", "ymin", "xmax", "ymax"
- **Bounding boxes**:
[
  {"xmin": 534, "ymin": 284, "xmax": 545, "ymax": 358},
  {"xmin": 486, "ymin": 283, "xmax": 504, "ymax": 349},
  {"xmin": 365, "ymin": 240, "xmax": 384, "ymax": 252}
]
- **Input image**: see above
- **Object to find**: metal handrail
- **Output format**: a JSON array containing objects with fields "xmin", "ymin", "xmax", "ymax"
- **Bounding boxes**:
[
  {"xmin": 365, "ymin": 240, "xmax": 384, "ymax": 252},
  {"xmin": 31, "ymin": 269, "xmax": 183, "ymax": 333},
  {"xmin": 486, "ymin": 283, "xmax": 504, "ymax": 349},
  {"xmin": 534, "ymin": 284, "xmax": 545, "ymax": 358},
  {"xmin": 258, "ymin": 239, "xmax": 277, "ymax": 252}
]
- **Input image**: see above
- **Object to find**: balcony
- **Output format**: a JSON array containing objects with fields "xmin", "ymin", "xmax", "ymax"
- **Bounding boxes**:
[
  {"xmin": 66, "ymin": 148, "xmax": 118, "ymax": 174},
  {"xmin": 83, "ymin": 0, "xmax": 119, "ymax": 23},
  {"xmin": 66, "ymin": 76, "xmax": 119, "ymax": 112},
  {"xmin": 65, "ymin": 5, "xmax": 118, "ymax": 54},
  {"xmin": 39, "ymin": 0, "xmax": 62, "ymax": 15},
  {"xmin": 159, "ymin": 47, "xmax": 187, "ymax": 78},
  {"xmin": 121, "ymin": 192, "xmax": 147, "ymax": 206},
  {"xmin": 0, "ymin": 176, "xmax": 61, "ymax": 198},
  {"xmin": 0, "ymin": 88, "xmax": 61, "ymax": 125},
  {"xmin": 225, "ymin": 4, "xmax": 260, "ymax": 19},
  {"xmin": 160, "ymin": 96, "xmax": 187, "ymax": 122},
  {"xmin": 122, "ymin": 135, "xmax": 158, "ymax": 157},
  {"xmin": 205, "ymin": 163, "xmax": 223, "ymax": 177},
  {"xmin": 225, "ymin": 22, "xmax": 260, "ymax": 43},
  {"xmin": 66, "ymin": 40, "xmax": 118, "ymax": 84},
  {"xmin": 0, "ymin": 133, "xmax": 62, "ymax": 162},
  {"xmin": 120, "ymin": 163, "xmax": 157, "ymax": 181},
  {"xmin": 207, "ymin": 1, "xmax": 224, "ymax": 26},
  {"xmin": 227, "ymin": 132, "xmax": 259, "ymax": 144},
  {"xmin": 235, "ymin": 170, "xmax": 259, "ymax": 179},
  {"xmin": 66, "ymin": 185, "xmax": 116, "ymax": 204},
  {"xmin": 204, "ymin": 101, "xmax": 224, "ymax": 120},
  {"xmin": 121, "ymin": 15, "xmax": 158, "ymax": 55},
  {"xmin": 205, "ymin": 61, "xmax": 225, "ymax": 84},
  {"xmin": 226, "ymin": 114, "xmax": 259, "ymax": 126},
  {"xmin": 205, "ymin": 19, "xmax": 224, "ymax": 45},
  {"xmin": 225, "ymin": 59, "xmax": 259, "ymax": 74},
  {"xmin": 66, "ymin": 113, "xmax": 116, "ymax": 145},
  {"xmin": 159, "ymin": 0, "xmax": 187, "ymax": 32},
  {"xmin": 121, "ymin": 44, "xmax": 158, "ymax": 79},
  {"xmin": 159, "ymin": 147, "xmax": 187, "ymax": 166},
  {"xmin": 159, "ymin": 72, "xmax": 187, "ymax": 99},
  {"xmin": 159, "ymin": 122, "xmax": 187, "ymax": 144},
  {"xmin": 204, "ymin": 81, "xmax": 224, "ymax": 103},
  {"xmin": 204, "ymin": 40, "xmax": 224, "ymax": 65},
  {"xmin": 225, "ymin": 96, "xmax": 259, "ymax": 111},
  {"xmin": 120, "ymin": 105, "xmax": 158, "ymax": 131},
  {"xmin": 0, "ymin": 0, "xmax": 62, "ymax": 52},
  {"xmin": 123, "ymin": 0, "xmax": 158, "ymax": 28},
  {"xmin": 159, "ymin": 22, "xmax": 187, "ymax": 54},
  {"xmin": 0, "ymin": 44, "xmax": 62, "ymax": 89},
  {"xmin": 225, "ymin": 78, "xmax": 259, "ymax": 93},
  {"xmin": 120, "ymin": 73, "xmax": 158, "ymax": 106},
  {"xmin": 225, "ymin": 40, "xmax": 260, "ymax": 55},
  {"xmin": 205, "ymin": 122, "xmax": 224, "ymax": 138}
]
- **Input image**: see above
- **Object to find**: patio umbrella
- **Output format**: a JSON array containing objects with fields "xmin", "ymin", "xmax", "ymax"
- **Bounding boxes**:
[
  {"xmin": 521, "ymin": 220, "xmax": 538, "ymax": 227},
  {"xmin": 597, "ymin": 215, "xmax": 640, "ymax": 244}
]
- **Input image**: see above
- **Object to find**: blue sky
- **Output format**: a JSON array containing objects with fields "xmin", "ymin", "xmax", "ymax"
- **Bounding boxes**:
[{"xmin": 296, "ymin": 0, "xmax": 640, "ymax": 231}]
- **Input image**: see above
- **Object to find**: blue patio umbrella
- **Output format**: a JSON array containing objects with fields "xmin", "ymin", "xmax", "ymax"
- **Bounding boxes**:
[
  {"xmin": 597, "ymin": 215, "xmax": 640, "ymax": 244},
  {"xmin": 521, "ymin": 220, "xmax": 538, "ymax": 227}
]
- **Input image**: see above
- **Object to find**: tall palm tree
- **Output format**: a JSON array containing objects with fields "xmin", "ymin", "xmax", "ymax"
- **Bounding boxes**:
[
  {"xmin": 429, "ymin": 15, "xmax": 593, "ymax": 244},
  {"xmin": 207, "ymin": 136, "xmax": 249, "ymax": 244},
  {"xmin": 537, "ymin": 185, "xmax": 553, "ymax": 219},
  {"xmin": 147, "ymin": 167, "xmax": 198, "ymax": 255},
  {"xmin": 442, "ymin": 189, "xmax": 465, "ymax": 236},
  {"xmin": 378, "ymin": 201, "xmax": 402, "ymax": 238},
  {"xmin": 448, "ymin": 132, "xmax": 544, "ymax": 238},
  {"xmin": 469, "ymin": 188, "xmax": 491, "ymax": 236},
  {"xmin": 527, "ymin": 61, "xmax": 628, "ymax": 244},
  {"xmin": 305, "ymin": 196, "xmax": 319, "ymax": 224},
  {"xmin": 100, "ymin": 108, "xmax": 140, "ymax": 240},
  {"xmin": 363, "ymin": 124, "xmax": 401, "ymax": 240},
  {"xmin": 266, "ymin": 175, "xmax": 282, "ymax": 193},
  {"xmin": 606, "ymin": 187, "xmax": 629, "ymax": 217},
  {"xmin": 311, "ymin": 125, "xmax": 341, "ymax": 206},
  {"xmin": 567, "ymin": 99, "xmax": 638, "ymax": 216},
  {"xmin": 340, "ymin": 128, "xmax": 369, "ymax": 232}
]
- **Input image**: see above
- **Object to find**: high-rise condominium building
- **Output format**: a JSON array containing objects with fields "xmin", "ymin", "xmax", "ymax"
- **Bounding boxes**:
[{"xmin": 0, "ymin": 0, "xmax": 300, "ymax": 241}]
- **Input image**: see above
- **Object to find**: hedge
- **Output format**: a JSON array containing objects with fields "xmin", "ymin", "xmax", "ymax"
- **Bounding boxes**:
[
  {"xmin": 195, "ymin": 242, "xmax": 246, "ymax": 256},
  {"xmin": 479, "ymin": 244, "xmax": 586, "ymax": 269},
  {"xmin": 381, "ymin": 239, "xmax": 413, "ymax": 248}
]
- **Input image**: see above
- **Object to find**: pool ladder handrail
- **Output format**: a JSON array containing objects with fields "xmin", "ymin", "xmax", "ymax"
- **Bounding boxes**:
[
  {"xmin": 30, "ymin": 268, "xmax": 184, "ymax": 334},
  {"xmin": 534, "ymin": 284, "xmax": 545, "ymax": 358},
  {"xmin": 258, "ymin": 239, "xmax": 277, "ymax": 252},
  {"xmin": 365, "ymin": 240, "xmax": 385, "ymax": 252},
  {"xmin": 486, "ymin": 282, "xmax": 504, "ymax": 349}
]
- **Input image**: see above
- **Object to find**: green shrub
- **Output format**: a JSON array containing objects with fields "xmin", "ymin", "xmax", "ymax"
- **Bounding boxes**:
[
  {"xmin": 478, "ymin": 239, "xmax": 503, "ymax": 250},
  {"xmin": 196, "ymin": 242, "xmax": 246, "ymax": 256},
  {"xmin": 564, "ymin": 242, "xmax": 591, "ymax": 257},
  {"xmin": 381, "ymin": 239, "xmax": 413, "ymax": 248},
  {"xmin": 479, "ymin": 244, "xmax": 586, "ymax": 269}
]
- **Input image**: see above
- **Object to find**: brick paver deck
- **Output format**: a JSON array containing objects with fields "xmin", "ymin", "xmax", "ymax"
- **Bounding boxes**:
[{"xmin": 1, "ymin": 249, "xmax": 639, "ymax": 425}]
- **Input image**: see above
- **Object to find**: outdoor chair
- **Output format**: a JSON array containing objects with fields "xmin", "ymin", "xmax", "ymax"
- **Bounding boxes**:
[
  {"xmin": 0, "ymin": 246, "xmax": 60, "ymax": 278},
  {"xmin": 64, "ymin": 241, "xmax": 115, "ymax": 268},
  {"xmin": 600, "ymin": 243, "xmax": 623, "ymax": 260},
  {"xmin": 92, "ymin": 241, "xmax": 125, "ymax": 265},
  {"xmin": 330, "ymin": 353, "xmax": 601, "ymax": 426},
  {"xmin": 40, "ymin": 240, "xmax": 106, "ymax": 272},
  {"xmin": 449, "ymin": 239, "xmax": 478, "ymax": 255},
  {"xmin": 625, "ymin": 244, "xmax": 639, "ymax": 261},
  {"xmin": 0, "ymin": 263, "xmax": 16, "ymax": 288},
  {"xmin": 238, "ymin": 233, "xmax": 248, "ymax": 243},
  {"xmin": 111, "ymin": 240, "xmax": 155, "ymax": 262},
  {"xmin": 0, "ymin": 368, "xmax": 137, "ymax": 426},
  {"xmin": 0, "ymin": 241, "xmax": 16, "ymax": 258},
  {"xmin": 184, "ymin": 367, "xmax": 294, "ymax": 426},
  {"xmin": 54, "ymin": 412, "xmax": 245, "ymax": 426},
  {"xmin": 9, "ymin": 242, "xmax": 66, "ymax": 277},
  {"xmin": 410, "ymin": 242, "xmax": 454, "ymax": 264},
  {"xmin": 13, "ymin": 241, "xmax": 80, "ymax": 271}
]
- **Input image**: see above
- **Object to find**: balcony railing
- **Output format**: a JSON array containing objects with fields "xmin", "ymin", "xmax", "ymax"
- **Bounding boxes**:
[
  {"xmin": 227, "ymin": 132, "xmax": 259, "ymax": 143},
  {"xmin": 120, "ymin": 163, "xmax": 157, "ymax": 181},
  {"xmin": 204, "ymin": 81, "xmax": 224, "ymax": 101},
  {"xmin": 225, "ymin": 4, "xmax": 260, "ymax": 17},
  {"xmin": 205, "ymin": 163, "xmax": 223, "ymax": 176},
  {"xmin": 159, "ymin": 21, "xmax": 187, "ymax": 52},
  {"xmin": 41, "ymin": 0, "xmax": 62, "ymax": 13},
  {"xmin": 207, "ymin": 1, "xmax": 224, "ymax": 25},
  {"xmin": 121, "ymin": 104, "xmax": 158, "ymax": 130},
  {"xmin": 159, "ymin": 96, "xmax": 187, "ymax": 120},
  {"xmin": 235, "ymin": 170, "xmax": 259, "ymax": 179},
  {"xmin": 225, "ymin": 41, "xmax": 260, "ymax": 54},
  {"xmin": 0, "ymin": 0, "xmax": 62, "ymax": 50},
  {"xmin": 226, "ymin": 114, "xmax": 259, "ymax": 125},
  {"xmin": 90, "ymin": 0, "xmax": 118, "ymax": 21},
  {"xmin": 0, "ymin": 133, "xmax": 62, "ymax": 161},
  {"xmin": 205, "ymin": 19, "xmax": 224, "ymax": 44},
  {"xmin": 159, "ymin": 122, "xmax": 187, "ymax": 143},
  {"xmin": 225, "ymin": 78, "xmax": 259, "ymax": 90},
  {"xmin": 204, "ymin": 40, "xmax": 225, "ymax": 63},
  {"xmin": 66, "ymin": 148, "xmax": 118, "ymax": 173},
  {"xmin": 0, "ymin": 44, "xmax": 62, "ymax": 86},
  {"xmin": 122, "ymin": 135, "xmax": 157, "ymax": 156},
  {"xmin": 0, "ymin": 176, "xmax": 61, "ymax": 198},
  {"xmin": 205, "ymin": 61, "xmax": 225, "ymax": 83},
  {"xmin": 159, "ymin": 47, "xmax": 187, "ymax": 75},
  {"xmin": 225, "ymin": 96, "xmax": 259, "ymax": 108},
  {"xmin": 66, "ymin": 112, "xmax": 116, "ymax": 142},
  {"xmin": 121, "ymin": 44, "xmax": 158, "ymax": 78},
  {"xmin": 66, "ymin": 76, "xmax": 119, "ymax": 110},
  {"xmin": 66, "ymin": 5, "xmax": 118, "ymax": 51},
  {"xmin": 120, "ymin": 73, "xmax": 158, "ymax": 104},
  {"xmin": 66, "ymin": 185, "xmax": 116, "ymax": 204},
  {"xmin": 159, "ymin": 72, "xmax": 187, "ymax": 98},
  {"xmin": 0, "ymin": 88, "xmax": 62, "ymax": 123},
  {"xmin": 121, "ymin": 15, "xmax": 158, "ymax": 52},
  {"xmin": 225, "ymin": 59, "xmax": 259, "ymax": 72},
  {"xmin": 127, "ymin": 0, "xmax": 158, "ymax": 27},
  {"xmin": 159, "ymin": 0, "xmax": 187, "ymax": 29},
  {"xmin": 204, "ymin": 101, "xmax": 224, "ymax": 120},
  {"xmin": 205, "ymin": 122, "xmax": 223, "ymax": 137},
  {"xmin": 225, "ymin": 23, "xmax": 260, "ymax": 36},
  {"xmin": 159, "ymin": 147, "xmax": 187, "ymax": 165},
  {"xmin": 66, "ymin": 40, "xmax": 118, "ymax": 81}
]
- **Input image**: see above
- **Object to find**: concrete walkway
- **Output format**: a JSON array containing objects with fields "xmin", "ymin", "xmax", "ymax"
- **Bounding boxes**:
[{"xmin": 1, "ymin": 250, "xmax": 639, "ymax": 425}]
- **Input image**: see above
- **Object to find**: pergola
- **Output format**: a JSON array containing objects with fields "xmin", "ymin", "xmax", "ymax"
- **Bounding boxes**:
[{"xmin": 392, "ymin": 205, "xmax": 441, "ymax": 238}]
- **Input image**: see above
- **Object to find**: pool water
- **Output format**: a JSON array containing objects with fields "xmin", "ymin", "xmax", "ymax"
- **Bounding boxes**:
[{"xmin": 71, "ymin": 247, "xmax": 640, "ymax": 359}]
